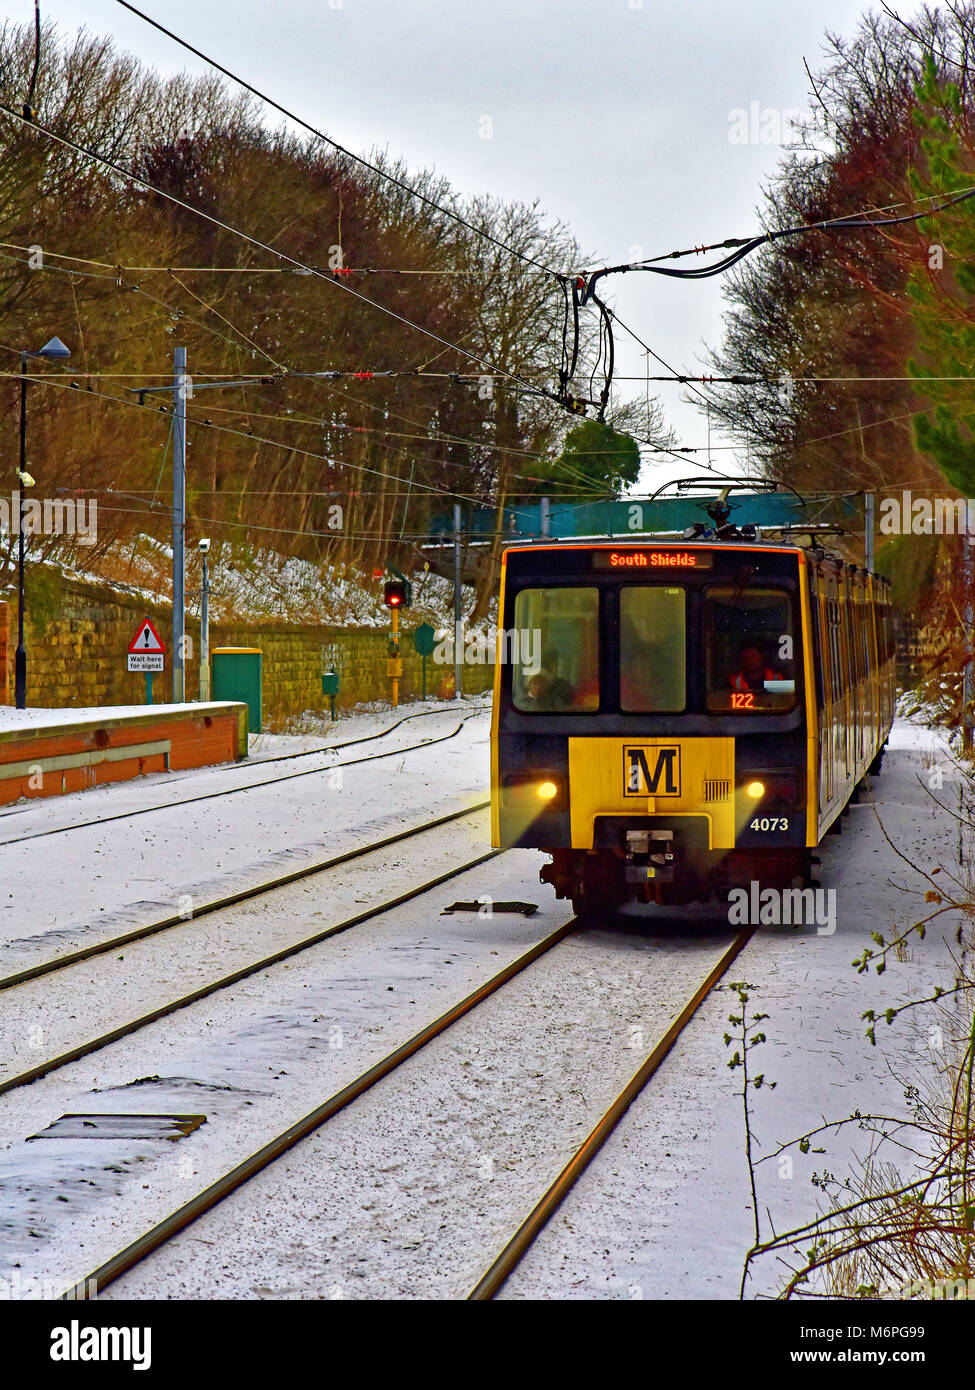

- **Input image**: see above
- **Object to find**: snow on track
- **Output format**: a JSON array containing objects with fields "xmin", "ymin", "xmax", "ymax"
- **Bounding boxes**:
[
  {"xmin": 0, "ymin": 712, "xmax": 969, "ymax": 1300},
  {"xmin": 0, "ymin": 702, "xmax": 491, "ymax": 969}
]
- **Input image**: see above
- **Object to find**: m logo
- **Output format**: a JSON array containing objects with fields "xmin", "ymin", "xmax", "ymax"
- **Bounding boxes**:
[{"xmin": 624, "ymin": 746, "xmax": 681, "ymax": 796}]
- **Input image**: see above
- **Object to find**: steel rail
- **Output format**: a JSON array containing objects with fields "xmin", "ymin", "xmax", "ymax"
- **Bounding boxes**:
[
  {"xmin": 0, "ymin": 704, "xmax": 487, "ymax": 833},
  {"xmin": 0, "ymin": 715, "xmax": 481, "ymax": 847},
  {"xmin": 0, "ymin": 840, "xmax": 502, "ymax": 1099},
  {"xmin": 237, "ymin": 701, "xmax": 490, "ymax": 769},
  {"xmin": 0, "ymin": 800, "xmax": 490, "ymax": 992},
  {"xmin": 466, "ymin": 928, "xmax": 754, "ymax": 1300},
  {"xmin": 60, "ymin": 917, "xmax": 579, "ymax": 1300}
]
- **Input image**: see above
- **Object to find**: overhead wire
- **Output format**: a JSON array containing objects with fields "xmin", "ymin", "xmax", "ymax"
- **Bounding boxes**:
[
  {"xmin": 0, "ymin": 241, "xmax": 478, "ymax": 274},
  {"xmin": 0, "ymin": 245, "xmax": 285, "ymax": 363},
  {"xmin": 31, "ymin": 9, "xmax": 975, "ymax": 468},
  {"xmin": 94, "ymin": 8, "xmax": 619, "ymax": 412},
  {"xmin": 163, "ymin": 267, "xmax": 287, "ymax": 371},
  {"xmin": 0, "ymin": 353, "xmax": 575, "ymax": 509},
  {"xmin": 0, "ymin": 242, "xmax": 610, "ymax": 490},
  {"xmin": 567, "ymin": 179, "xmax": 975, "ymax": 448},
  {"xmin": 21, "ymin": 19, "xmax": 927, "ymax": 488},
  {"xmin": 0, "ymin": 101, "xmax": 578, "ymax": 414},
  {"xmin": 605, "ymin": 309, "xmax": 737, "ymax": 475},
  {"xmin": 577, "ymin": 184, "xmax": 975, "ymax": 299}
]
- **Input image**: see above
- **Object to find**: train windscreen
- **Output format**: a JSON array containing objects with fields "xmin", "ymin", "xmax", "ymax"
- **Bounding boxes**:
[
  {"xmin": 705, "ymin": 587, "xmax": 797, "ymax": 712},
  {"xmin": 512, "ymin": 587, "xmax": 599, "ymax": 711},
  {"xmin": 619, "ymin": 586, "xmax": 686, "ymax": 711}
]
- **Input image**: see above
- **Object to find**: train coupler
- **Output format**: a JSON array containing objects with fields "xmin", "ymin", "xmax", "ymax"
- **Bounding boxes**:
[{"xmin": 624, "ymin": 827, "xmax": 675, "ymax": 884}]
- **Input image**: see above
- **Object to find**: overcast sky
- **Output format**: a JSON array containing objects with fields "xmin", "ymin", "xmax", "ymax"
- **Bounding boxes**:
[{"xmin": 41, "ymin": 0, "xmax": 873, "ymax": 489}]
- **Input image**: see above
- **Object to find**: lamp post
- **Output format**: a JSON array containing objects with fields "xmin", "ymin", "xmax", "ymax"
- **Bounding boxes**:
[
  {"xmin": 15, "ymin": 336, "xmax": 70, "ymax": 709},
  {"xmin": 131, "ymin": 350, "xmax": 281, "ymax": 703},
  {"xmin": 198, "ymin": 537, "xmax": 211, "ymax": 702}
]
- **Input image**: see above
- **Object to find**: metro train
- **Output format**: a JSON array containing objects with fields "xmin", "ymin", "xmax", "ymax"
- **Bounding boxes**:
[{"xmin": 489, "ymin": 496, "xmax": 895, "ymax": 914}]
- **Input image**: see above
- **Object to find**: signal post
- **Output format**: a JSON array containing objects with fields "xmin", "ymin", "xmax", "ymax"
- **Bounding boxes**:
[
  {"xmin": 390, "ymin": 600, "xmax": 401, "ymax": 707},
  {"xmin": 382, "ymin": 572, "xmax": 411, "ymax": 707}
]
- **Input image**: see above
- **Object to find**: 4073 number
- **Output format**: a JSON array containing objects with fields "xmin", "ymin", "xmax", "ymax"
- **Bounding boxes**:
[{"xmin": 749, "ymin": 816, "xmax": 789, "ymax": 832}]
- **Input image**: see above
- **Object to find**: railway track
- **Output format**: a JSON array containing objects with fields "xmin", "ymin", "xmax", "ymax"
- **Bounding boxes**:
[
  {"xmin": 50, "ymin": 924, "xmax": 752, "ymax": 1301},
  {"xmin": 240, "ymin": 701, "xmax": 489, "ymax": 771},
  {"xmin": 467, "ymin": 927, "xmax": 753, "ymax": 1298},
  {"xmin": 0, "ymin": 800, "xmax": 490, "ymax": 992},
  {"xmin": 0, "ymin": 802, "xmax": 496, "ymax": 1098},
  {"xmin": 0, "ymin": 705, "xmax": 487, "ymax": 848}
]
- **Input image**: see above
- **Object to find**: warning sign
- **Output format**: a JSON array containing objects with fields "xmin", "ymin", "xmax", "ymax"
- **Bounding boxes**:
[{"xmin": 127, "ymin": 617, "xmax": 166, "ymax": 673}]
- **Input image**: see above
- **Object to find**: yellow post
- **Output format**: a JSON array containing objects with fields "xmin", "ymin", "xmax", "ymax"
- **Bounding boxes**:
[{"xmin": 390, "ymin": 605, "xmax": 400, "ymax": 707}]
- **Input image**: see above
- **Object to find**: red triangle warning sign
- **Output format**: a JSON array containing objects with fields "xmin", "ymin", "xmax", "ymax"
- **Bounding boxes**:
[{"xmin": 128, "ymin": 617, "xmax": 166, "ymax": 654}]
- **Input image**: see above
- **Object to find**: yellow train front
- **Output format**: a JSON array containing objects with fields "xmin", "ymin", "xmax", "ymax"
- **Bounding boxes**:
[{"xmin": 490, "ymin": 538, "xmax": 894, "ymax": 914}]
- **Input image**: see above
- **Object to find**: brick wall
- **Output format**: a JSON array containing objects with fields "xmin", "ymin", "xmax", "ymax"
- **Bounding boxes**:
[{"xmin": 11, "ymin": 577, "xmax": 492, "ymax": 722}]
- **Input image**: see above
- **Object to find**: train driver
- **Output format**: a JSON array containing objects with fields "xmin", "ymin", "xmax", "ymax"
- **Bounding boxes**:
[
  {"xmin": 523, "ymin": 668, "xmax": 575, "ymax": 709},
  {"xmin": 727, "ymin": 641, "xmax": 782, "ymax": 692}
]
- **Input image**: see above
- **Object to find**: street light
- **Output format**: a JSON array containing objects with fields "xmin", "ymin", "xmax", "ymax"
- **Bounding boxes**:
[{"xmin": 15, "ymin": 336, "xmax": 70, "ymax": 709}]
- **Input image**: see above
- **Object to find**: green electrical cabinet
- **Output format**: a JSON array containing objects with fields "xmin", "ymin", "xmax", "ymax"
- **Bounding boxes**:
[{"xmin": 212, "ymin": 647, "xmax": 263, "ymax": 734}]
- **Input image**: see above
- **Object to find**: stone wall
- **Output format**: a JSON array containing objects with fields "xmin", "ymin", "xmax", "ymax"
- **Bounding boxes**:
[{"xmin": 5, "ymin": 576, "xmax": 492, "ymax": 722}]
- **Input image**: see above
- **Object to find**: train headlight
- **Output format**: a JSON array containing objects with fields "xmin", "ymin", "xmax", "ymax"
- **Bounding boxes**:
[
  {"xmin": 739, "ymin": 772, "xmax": 800, "ymax": 806},
  {"xmin": 503, "ymin": 773, "xmax": 565, "ymax": 811}
]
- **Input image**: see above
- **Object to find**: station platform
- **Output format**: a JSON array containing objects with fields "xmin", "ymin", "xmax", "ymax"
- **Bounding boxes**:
[{"xmin": 0, "ymin": 702, "xmax": 249, "ymax": 805}]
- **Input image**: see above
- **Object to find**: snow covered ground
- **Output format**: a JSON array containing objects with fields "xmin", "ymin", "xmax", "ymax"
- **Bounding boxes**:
[{"xmin": 0, "ymin": 702, "xmax": 970, "ymax": 1300}]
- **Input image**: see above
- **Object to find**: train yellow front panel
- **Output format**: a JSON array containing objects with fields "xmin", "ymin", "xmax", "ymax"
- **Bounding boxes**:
[{"xmin": 568, "ymin": 737, "xmax": 736, "ymax": 848}]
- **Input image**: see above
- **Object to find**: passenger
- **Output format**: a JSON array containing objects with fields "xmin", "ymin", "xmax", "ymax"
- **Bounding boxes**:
[
  {"xmin": 727, "ymin": 642, "xmax": 781, "ymax": 692},
  {"xmin": 523, "ymin": 668, "xmax": 574, "ymax": 709}
]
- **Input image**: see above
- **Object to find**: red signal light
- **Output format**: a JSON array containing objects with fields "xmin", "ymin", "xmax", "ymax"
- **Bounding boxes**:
[{"xmin": 383, "ymin": 580, "xmax": 408, "ymax": 607}]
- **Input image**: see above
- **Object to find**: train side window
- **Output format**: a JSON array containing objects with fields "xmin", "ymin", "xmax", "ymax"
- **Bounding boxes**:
[
  {"xmin": 619, "ymin": 586, "xmax": 686, "ymax": 712},
  {"xmin": 829, "ymin": 600, "xmax": 842, "ymax": 702},
  {"xmin": 817, "ymin": 590, "xmax": 830, "ymax": 709},
  {"xmin": 813, "ymin": 588, "xmax": 826, "ymax": 709},
  {"xmin": 705, "ymin": 587, "xmax": 797, "ymax": 712},
  {"xmin": 842, "ymin": 596, "xmax": 855, "ymax": 688},
  {"xmin": 511, "ymin": 587, "xmax": 599, "ymax": 711}
]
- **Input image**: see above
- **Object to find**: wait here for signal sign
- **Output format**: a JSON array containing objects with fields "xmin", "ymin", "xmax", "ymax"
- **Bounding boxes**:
[{"xmin": 127, "ymin": 618, "xmax": 166, "ymax": 673}]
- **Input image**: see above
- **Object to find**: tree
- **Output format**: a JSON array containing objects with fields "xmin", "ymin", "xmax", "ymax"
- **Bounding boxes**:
[
  {"xmin": 0, "ymin": 18, "xmax": 666, "ymax": 620},
  {"xmin": 539, "ymin": 419, "xmax": 641, "ymax": 495},
  {"xmin": 702, "ymin": 10, "xmax": 945, "ymax": 502},
  {"xmin": 906, "ymin": 52, "xmax": 975, "ymax": 496}
]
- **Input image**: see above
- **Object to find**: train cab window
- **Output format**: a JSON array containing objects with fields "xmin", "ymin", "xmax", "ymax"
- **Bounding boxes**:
[
  {"xmin": 511, "ymin": 587, "xmax": 599, "ymax": 711},
  {"xmin": 619, "ymin": 587, "xmax": 686, "ymax": 711},
  {"xmin": 705, "ymin": 587, "xmax": 797, "ymax": 713}
]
